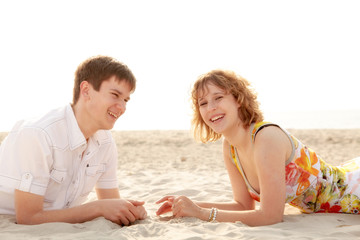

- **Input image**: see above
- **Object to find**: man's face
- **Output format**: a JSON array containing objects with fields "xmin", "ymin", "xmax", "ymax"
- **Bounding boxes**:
[{"xmin": 87, "ymin": 75, "xmax": 132, "ymax": 131}]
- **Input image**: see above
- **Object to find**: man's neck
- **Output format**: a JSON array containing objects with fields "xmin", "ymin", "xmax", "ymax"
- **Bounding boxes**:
[{"xmin": 71, "ymin": 103, "xmax": 95, "ymax": 141}]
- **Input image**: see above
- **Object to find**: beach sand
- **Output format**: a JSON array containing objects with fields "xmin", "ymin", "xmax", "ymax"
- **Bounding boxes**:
[{"xmin": 1, "ymin": 129, "xmax": 360, "ymax": 239}]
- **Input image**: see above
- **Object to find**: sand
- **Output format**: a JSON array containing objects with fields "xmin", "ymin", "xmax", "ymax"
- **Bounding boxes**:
[{"xmin": 1, "ymin": 129, "xmax": 360, "ymax": 239}]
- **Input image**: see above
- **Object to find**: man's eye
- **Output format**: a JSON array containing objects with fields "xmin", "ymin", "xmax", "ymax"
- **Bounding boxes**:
[
  {"xmin": 112, "ymin": 93, "xmax": 119, "ymax": 98},
  {"xmin": 215, "ymin": 96, "xmax": 223, "ymax": 100}
]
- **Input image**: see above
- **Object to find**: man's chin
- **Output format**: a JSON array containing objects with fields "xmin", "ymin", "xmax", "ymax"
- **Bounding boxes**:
[{"xmin": 101, "ymin": 123, "xmax": 115, "ymax": 131}]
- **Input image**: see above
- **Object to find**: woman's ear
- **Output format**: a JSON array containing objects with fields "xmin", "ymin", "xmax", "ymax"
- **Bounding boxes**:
[{"xmin": 235, "ymin": 95, "xmax": 241, "ymax": 108}]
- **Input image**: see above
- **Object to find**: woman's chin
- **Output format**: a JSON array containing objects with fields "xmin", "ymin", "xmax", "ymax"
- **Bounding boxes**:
[{"xmin": 210, "ymin": 126, "xmax": 224, "ymax": 135}]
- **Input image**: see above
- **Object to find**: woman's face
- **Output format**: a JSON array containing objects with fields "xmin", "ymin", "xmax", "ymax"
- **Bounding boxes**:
[{"xmin": 197, "ymin": 83, "xmax": 240, "ymax": 134}]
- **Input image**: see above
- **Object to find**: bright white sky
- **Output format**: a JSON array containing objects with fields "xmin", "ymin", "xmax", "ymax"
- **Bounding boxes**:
[{"xmin": 0, "ymin": 0, "xmax": 359, "ymax": 131}]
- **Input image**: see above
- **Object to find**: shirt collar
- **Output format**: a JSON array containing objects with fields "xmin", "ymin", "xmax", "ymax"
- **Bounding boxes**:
[{"xmin": 65, "ymin": 104, "xmax": 87, "ymax": 150}]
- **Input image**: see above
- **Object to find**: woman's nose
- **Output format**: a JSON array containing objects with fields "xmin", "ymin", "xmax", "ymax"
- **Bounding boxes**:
[{"xmin": 207, "ymin": 100, "xmax": 216, "ymax": 111}]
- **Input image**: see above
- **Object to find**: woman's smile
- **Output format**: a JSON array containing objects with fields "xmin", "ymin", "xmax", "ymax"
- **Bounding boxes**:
[{"xmin": 210, "ymin": 114, "xmax": 225, "ymax": 123}]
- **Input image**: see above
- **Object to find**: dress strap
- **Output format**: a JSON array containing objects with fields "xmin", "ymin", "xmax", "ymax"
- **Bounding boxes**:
[
  {"xmin": 251, "ymin": 121, "xmax": 295, "ymax": 166},
  {"xmin": 250, "ymin": 121, "xmax": 278, "ymax": 142},
  {"xmin": 230, "ymin": 145, "xmax": 260, "ymax": 201}
]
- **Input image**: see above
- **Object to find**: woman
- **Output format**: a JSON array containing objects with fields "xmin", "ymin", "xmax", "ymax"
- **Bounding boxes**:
[{"xmin": 156, "ymin": 70, "xmax": 360, "ymax": 226}]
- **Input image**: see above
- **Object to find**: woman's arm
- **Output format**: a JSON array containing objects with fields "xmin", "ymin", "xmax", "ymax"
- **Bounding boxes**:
[
  {"xmin": 156, "ymin": 128, "xmax": 289, "ymax": 226},
  {"xmin": 214, "ymin": 127, "xmax": 289, "ymax": 225},
  {"xmin": 251, "ymin": 126, "xmax": 288, "ymax": 224}
]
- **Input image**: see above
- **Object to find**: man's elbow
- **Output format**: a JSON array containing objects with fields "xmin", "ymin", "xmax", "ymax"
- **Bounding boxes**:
[
  {"xmin": 16, "ymin": 214, "xmax": 42, "ymax": 225},
  {"xmin": 16, "ymin": 216, "xmax": 32, "ymax": 225}
]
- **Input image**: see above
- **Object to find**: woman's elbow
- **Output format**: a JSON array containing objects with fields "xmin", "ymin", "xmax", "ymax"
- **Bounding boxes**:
[
  {"xmin": 261, "ymin": 211, "xmax": 283, "ymax": 226},
  {"xmin": 233, "ymin": 199, "xmax": 256, "ymax": 211}
]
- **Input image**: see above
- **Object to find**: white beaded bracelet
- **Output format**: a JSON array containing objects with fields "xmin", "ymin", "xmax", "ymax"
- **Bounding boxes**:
[
  {"xmin": 208, "ymin": 207, "xmax": 218, "ymax": 222},
  {"xmin": 208, "ymin": 208, "xmax": 215, "ymax": 221},
  {"xmin": 212, "ymin": 208, "xmax": 218, "ymax": 222}
]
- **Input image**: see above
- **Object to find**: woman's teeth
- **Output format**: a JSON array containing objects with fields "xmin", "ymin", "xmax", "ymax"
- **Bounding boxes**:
[{"xmin": 211, "ymin": 115, "xmax": 223, "ymax": 122}]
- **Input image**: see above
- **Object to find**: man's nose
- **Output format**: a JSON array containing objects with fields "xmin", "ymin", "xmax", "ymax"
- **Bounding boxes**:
[{"xmin": 116, "ymin": 100, "xmax": 126, "ymax": 115}]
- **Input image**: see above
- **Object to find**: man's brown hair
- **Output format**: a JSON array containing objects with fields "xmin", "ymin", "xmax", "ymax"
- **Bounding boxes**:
[{"xmin": 72, "ymin": 56, "xmax": 136, "ymax": 105}]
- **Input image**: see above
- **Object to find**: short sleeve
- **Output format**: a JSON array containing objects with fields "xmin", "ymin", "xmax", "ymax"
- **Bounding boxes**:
[{"xmin": 0, "ymin": 127, "xmax": 53, "ymax": 195}]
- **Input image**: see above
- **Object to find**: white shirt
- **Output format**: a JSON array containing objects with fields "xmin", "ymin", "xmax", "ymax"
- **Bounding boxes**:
[{"xmin": 0, "ymin": 104, "xmax": 118, "ymax": 214}]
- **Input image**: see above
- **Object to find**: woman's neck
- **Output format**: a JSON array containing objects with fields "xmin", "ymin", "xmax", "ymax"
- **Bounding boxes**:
[{"xmin": 223, "ymin": 123, "xmax": 251, "ymax": 155}]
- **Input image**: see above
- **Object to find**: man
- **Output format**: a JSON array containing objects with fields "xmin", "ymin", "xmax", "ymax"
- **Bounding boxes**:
[{"xmin": 0, "ymin": 56, "xmax": 147, "ymax": 225}]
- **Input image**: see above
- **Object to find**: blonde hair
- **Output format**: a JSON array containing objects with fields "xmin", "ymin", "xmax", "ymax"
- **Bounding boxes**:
[{"xmin": 191, "ymin": 70, "xmax": 263, "ymax": 143}]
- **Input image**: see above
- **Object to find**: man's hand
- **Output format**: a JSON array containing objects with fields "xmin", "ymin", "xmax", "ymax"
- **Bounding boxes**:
[{"xmin": 97, "ymin": 198, "xmax": 147, "ymax": 225}]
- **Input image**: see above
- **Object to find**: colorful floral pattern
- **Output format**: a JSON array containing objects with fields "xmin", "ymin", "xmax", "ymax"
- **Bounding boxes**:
[{"xmin": 232, "ymin": 122, "xmax": 360, "ymax": 214}]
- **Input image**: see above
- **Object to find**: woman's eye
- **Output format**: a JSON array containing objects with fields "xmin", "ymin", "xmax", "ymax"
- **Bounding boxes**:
[
  {"xmin": 215, "ymin": 96, "xmax": 223, "ymax": 100},
  {"xmin": 199, "ymin": 102, "xmax": 207, "ymax": 107}
]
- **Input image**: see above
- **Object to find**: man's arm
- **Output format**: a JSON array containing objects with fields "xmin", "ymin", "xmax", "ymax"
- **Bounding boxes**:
[
  {"xmin": 96, "ymin": 188, "xmax": 120, "ymax": 199},
  {"xmin": 15, "ymin": 189, "xmax": 145, "ymax": 225}
]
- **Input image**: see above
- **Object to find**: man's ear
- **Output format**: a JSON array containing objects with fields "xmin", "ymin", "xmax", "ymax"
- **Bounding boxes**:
[{"xmin": 79, "ymin": 81, "xmax": 91, "ymax": 100}]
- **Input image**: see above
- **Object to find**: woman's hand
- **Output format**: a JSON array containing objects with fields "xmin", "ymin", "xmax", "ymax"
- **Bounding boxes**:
[
  {"xmin": 155, "ymin": 196, "xmax": 175, "ymax": 216},
  {"xmin": 155, "ymin": 196, "xmax": 208, "ymax": 220}
]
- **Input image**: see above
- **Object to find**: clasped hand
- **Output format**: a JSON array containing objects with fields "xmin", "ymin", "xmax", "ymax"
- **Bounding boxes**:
[{"xmin": 100, "ymin": 199, "xmax": 147, "ymax": 226}]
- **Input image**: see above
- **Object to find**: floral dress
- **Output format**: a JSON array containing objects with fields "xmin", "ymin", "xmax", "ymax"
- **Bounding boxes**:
[{"xmin": 230, "ymin": 121, "xmax": 360, "ymax": 214}]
